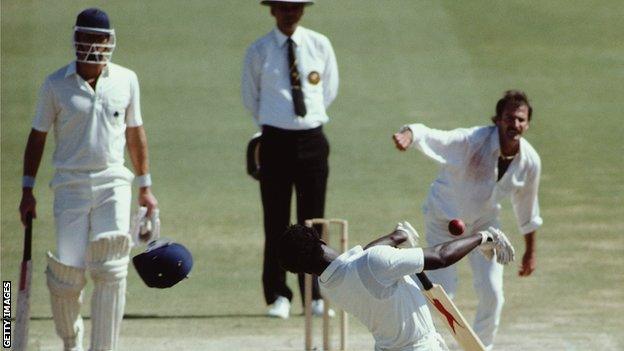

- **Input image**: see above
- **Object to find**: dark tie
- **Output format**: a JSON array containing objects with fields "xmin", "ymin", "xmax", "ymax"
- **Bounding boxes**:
[{"xmin": 287, "ymin": 38, "xmax": 307, "ymax": 117}]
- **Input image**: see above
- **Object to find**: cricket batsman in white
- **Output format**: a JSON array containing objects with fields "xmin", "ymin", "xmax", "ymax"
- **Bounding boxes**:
[
  {"xmin": 277, "ymin": 221, "xmax": 515, "ymax": 350},
  {"xmin": 18, "ymin": 8, "xmax": 157, "ymax": 351}
]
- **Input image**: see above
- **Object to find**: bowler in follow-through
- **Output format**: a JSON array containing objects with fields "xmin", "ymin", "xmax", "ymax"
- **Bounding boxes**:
[{"xmin": 393, "ymin": 90, "xmax": 542, "ymax": 349}]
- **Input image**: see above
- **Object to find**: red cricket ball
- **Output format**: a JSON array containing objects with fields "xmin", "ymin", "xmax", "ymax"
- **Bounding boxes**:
[{"xmin": 448, "ymin": 219, "xmax": 465, "ymax": 236}]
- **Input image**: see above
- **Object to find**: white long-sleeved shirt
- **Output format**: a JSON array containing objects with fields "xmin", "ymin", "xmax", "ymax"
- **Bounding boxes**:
[
  {"xmin": 406, "ymin": 124, "xmax": 542, "ymax": 234},
  {"xmin": 320, "ymin": 245, "xmax": 443, "ymax": 351},
  {"xmin": 241, "ymin": 26, "xmax": 338, "ymax": 130},
  {"xmin": 32, "ymin": 61, "xmax": 142, "ymax": 173}
]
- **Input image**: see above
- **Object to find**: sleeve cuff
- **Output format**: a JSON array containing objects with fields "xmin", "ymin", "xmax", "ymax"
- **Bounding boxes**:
[
  {"xmin": 32, "ymin": 124, "xmax": 50, "ymax": 133},
  {"xmin": 126, "ymin": 118, "xmax": 143, "ymax": 128},
  {"xmin": 519, "ymin": 217, "xmax": 543, "ymax": 235},
  {"xmin": 402, "ymin": 124, "xmax": 427, "ymax": 149}
]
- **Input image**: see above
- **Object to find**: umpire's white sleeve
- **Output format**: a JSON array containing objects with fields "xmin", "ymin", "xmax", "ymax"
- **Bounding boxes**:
[
  {"xmin": 366, "ymin": 246, "xmax": 425, "ymax": 286},
  {"xmin": 241, "ymin": 45, "xmax": 261, "ymax": 125},
  {"xmin": 321, "ymin": 38, "xmax": 339, "ymax": 108},
  {"xmin": 405, "ymin": 123, "xmax": 471, "ymax": 165}
]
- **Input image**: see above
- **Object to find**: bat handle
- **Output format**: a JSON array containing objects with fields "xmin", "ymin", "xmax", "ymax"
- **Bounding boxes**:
[
  {"xmin": 416, "ymin": 272, "xmax": 434, "ymax": 290},
  {"xmin": 24, "ymin": 213, "xmax": 33, "ymax": 261},
  {"xmin": 25, "ymin": 212, "xmax": 33, "ymax": 227}
]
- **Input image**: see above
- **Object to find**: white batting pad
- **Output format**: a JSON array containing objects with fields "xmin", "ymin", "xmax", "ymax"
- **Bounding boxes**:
[
  {"xmin": 46, "ymin": 252, "xmax": 87, "ymax": 351},
  {"xmin": 86, "ymin": 234, "xmax": 131, "ymax": 351}
]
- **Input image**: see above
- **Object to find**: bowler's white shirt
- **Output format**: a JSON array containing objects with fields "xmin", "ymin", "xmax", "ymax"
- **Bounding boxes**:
[
  {"xmin": 320, "ymin": 245, "xmax": 440, "ymax": 351},
  {"xmin": 32, "ymin": 62, "xmax": 142, "ymax": 173},
  {"xmin": 242, "ymin": 26, "xmax": 339, "ymax": 130},
  {"xmin": 406, "ymin": 124, "xmax": 542, "ymax": 234}
]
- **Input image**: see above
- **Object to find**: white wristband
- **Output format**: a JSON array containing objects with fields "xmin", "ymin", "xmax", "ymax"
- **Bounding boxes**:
[
  {"xmin": 22, "ymin": 175, "xmax": 36, "ymax": 188},
  {"xmin": 136, "ymin": 174, "xmax": 152, "ymax": 188}
]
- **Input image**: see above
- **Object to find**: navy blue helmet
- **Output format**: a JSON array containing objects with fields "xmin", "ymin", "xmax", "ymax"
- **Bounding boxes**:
[
  {"xmin": 133, "ymin": 239, "xmax": 193, "ymax": 289},
  {"xmin": 76, "ymin": 8, "xmax": 111, "ymax": 29}
]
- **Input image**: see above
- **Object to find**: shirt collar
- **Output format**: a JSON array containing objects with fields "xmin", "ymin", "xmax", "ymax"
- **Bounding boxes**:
[
  {"xmin": 64, "ymin": 61, "xmax": 77, "ymax": 78},
  {"xmin": 64, "ymin": 61, "xmax": 111, "ymax": 78},
  {"xmin": 319, "ymin": 245, "xmax": 363, "ymax": 283},
  {"xmin": 490, "ymin": 125, "xmax": 501, "ymax": 155},
  {"xmin": 101, "ymin": 64, "xmax": 110, "ymax": 77},
  {"xmin": 273, "ymin": 26, "xmax": 304, "ymax": 47}
]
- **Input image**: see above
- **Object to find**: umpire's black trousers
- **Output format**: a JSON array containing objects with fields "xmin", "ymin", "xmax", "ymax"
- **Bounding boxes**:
[{"xmin": 259, "ymin": 125, "xmax": 328, "ymax": 305}]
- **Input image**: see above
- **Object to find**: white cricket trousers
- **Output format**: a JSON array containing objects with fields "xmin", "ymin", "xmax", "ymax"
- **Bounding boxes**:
[
  {"xmin": 52, "ymin": 169, "xmax": 133, "ymax": 268},
  {"xmin": 424, "ymin": 215, "xmax": 504, "ymax": 350}
]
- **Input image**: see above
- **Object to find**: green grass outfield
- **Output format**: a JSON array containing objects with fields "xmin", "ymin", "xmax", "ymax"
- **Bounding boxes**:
[{"xmin": 2, "ymin": 1, "xmax": 623, "ymax": 349}]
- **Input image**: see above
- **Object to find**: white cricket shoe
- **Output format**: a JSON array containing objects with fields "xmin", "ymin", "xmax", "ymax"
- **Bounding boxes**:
[
  {"xmin": 267, "ymin": 296, "xmax": 290, "ymax": 319},
  {"xmin": 311, "ymin": 299, "xmax": 335, "ymax": 317}
]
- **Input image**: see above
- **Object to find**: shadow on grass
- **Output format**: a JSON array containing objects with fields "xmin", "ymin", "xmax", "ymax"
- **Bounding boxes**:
[{"xmin": 26, "ymin": 313, "xmax": 269, "ymax": 321}]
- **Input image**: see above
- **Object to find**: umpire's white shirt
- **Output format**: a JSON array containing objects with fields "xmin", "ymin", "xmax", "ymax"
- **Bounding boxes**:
[
  {"xmin": 406, "ymin": 124, "xmax": 542, "ymax": 234},
  {"xmin": 242, "ymin": 26, "xmax": 339, "ymax": 130},
  {"xmin": 32, "ymin": 61, "xmax": 142, "ymax": 184},
  {"xmin": 320, "ymin": 245, "xmax": 443, "ymax": 351}
]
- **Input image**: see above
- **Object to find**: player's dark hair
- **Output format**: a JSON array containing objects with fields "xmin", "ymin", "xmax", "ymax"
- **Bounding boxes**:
[
  {"xmin": 277, "ymin": 224, "xmax": 324, "ymax": 274},
  {"xmin": 492, "ymin": 90, "xmax": 533, "ymax": 123}
]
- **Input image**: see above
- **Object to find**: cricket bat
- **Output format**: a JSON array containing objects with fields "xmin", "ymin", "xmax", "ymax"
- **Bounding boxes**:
[
  {"xmin": 416, "ymin": 272, "xmax": 486, "ymax": 351},
  {"xmin": 14, "ymin": 213, "xmax": 33, "ymax": 351}
]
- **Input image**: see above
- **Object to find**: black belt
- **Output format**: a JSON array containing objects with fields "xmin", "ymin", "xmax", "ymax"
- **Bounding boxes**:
[{"xmin": 262, "ymin": 125, "xmax": 323, "ymax": 137}]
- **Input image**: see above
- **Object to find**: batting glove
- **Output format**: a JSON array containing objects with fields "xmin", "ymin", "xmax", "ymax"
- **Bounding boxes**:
[
  {"xmin": 396, "ymin": 221, "xmax": 420, "ymax": 248},
  {"xmin": 130, "ymin": 207, "xmax": 161, "ymax": 246},
  {"xmin": 478, "ymin": 227, "xmax": 515, "ymax": 265}
]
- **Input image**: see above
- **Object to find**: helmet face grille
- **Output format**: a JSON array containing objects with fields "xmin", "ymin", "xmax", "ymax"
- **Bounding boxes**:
[{"xmin": 74, "ymin": 27, "xmax": 116, "ymax": 64}]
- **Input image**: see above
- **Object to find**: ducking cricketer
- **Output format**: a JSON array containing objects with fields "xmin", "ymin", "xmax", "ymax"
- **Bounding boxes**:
[{"xmin": 277, "ymin": 220, "xmax": 514, "ymax": 350}]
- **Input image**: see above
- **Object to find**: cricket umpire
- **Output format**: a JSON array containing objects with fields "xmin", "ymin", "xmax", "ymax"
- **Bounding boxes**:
[
  {"xmin": 18, "ymin": 8, "xmax": 157, "ymax": 350},
  {"xmin": 242, "ymin": 0, "xmax": 339, "ymax": 318}
]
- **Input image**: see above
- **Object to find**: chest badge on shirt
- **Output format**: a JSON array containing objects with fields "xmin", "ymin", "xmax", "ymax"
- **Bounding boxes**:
[{"xmin": 307, "ymin": 71, "xmax": 320, "ymax": 85}]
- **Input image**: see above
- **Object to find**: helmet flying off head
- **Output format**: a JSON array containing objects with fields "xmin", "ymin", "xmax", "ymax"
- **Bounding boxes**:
[{"xmin": 74, "ymin": 8, "xmax": 116, "ymax": 64}]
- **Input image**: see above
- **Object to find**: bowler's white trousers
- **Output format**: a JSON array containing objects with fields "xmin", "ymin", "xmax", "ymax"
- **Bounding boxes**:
[
  {"xmin": 424, "ymin": 215, "xmax": 504, "ymax": 351},
  {"xmin": 51, "ymin": 167, "xmax": 133, "ymax": 268}
]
